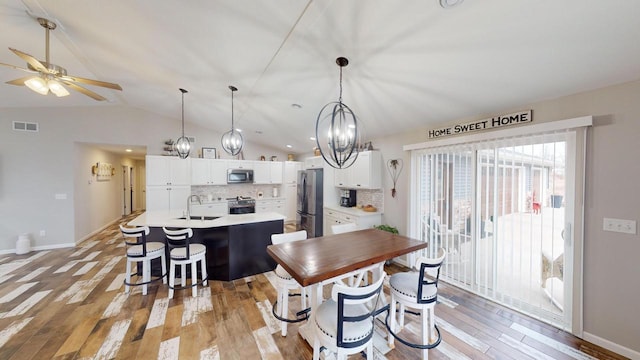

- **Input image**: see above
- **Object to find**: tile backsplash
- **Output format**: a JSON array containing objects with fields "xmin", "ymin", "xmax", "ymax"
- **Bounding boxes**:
[
  {"xmin": 355, "ymin": 189, "xmax": 384, "ymax": 210},
  {"xmin": 191, "ymin": 185, "xmax": 283, "ymax": 201}
]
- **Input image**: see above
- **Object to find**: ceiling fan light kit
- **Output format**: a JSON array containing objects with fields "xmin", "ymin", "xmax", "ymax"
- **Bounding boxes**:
[
  {"xmin": 175, "ymin": 88, "xmax": 191, "ymax": 159},
  {"xmin": 221, "ymin": 85, "xmax": 244, "ymax": 156},
  {"xmin": 315, "ymin": 57, "xmax": 360, "ymax": 169},
  {"xmin": 1, "ymin": 17, "xmax": 122, "ymax": 100}
]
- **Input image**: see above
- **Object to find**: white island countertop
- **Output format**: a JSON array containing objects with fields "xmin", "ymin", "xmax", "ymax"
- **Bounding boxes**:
[{"xmin": 128, "ymin": 211, "xmax": 285, "ymax": 229}]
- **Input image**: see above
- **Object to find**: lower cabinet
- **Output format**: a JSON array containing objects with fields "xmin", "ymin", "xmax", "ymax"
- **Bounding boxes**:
[
  {"xmin": 323, "ymin": 207, "xmax": 382, "ymax": 235},
  {"xmin": 256, "ymin": 199, "xmax": 286, "ymax": 217},
  {"xmin": 146, "ymin": 186, "xmax": 190, "ymax": 212}
]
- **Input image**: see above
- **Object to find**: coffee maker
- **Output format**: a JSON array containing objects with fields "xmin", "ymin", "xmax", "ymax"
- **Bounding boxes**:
[{"xmin": 340, "ymin": 189, "xmax": 357, "ymax": 207}]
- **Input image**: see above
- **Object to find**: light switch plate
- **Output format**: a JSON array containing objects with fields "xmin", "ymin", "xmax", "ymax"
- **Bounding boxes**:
[{"xmin": 603, "ymin": 218, "xmax": 637, "ymax": 234}]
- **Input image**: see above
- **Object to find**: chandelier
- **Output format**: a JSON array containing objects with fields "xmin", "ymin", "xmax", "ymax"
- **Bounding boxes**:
[
  {"xmin": 221, "ymin": 85, "xmax": 243, "ymax": 156},
  {"xmin": 315, "ymin": 57, "xmax": 360, "ymax": 169},
  {"xmin": 175, "ymin": 88, "xmax": 191, "ymax": 159}
]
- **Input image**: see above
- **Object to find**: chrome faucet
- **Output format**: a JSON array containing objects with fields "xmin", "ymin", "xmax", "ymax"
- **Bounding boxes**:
[{"xmin": 186, "ymin": 194, "xmax": 201, "ymax": 219}]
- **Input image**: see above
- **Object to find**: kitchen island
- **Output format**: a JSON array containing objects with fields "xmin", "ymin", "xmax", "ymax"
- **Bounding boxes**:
[{"xmin": 129, "ymin": 211, "xmax": 284, "ymax": 281}]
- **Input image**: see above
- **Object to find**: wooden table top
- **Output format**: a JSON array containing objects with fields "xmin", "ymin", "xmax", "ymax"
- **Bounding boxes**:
[{"xmin": 266, "ymin": 228, "xmax": 428, "ymax": 287}]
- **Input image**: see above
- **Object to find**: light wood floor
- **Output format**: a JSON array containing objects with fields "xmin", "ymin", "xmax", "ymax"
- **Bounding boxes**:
[{"xmin": 0, "ymin": 212, "xmax": 628, "ymax": 359}]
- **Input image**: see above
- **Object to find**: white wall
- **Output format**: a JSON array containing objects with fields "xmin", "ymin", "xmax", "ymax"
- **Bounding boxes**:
[
  {"xmin": 370, "ymin": 79, "xmax": 640, "ymax": 357},
  {"xmin": 0, "ymin": 105, "xmax": 288, "ymax": 252},
  {"xmin": 73, "ymin": 144, "xmax": 131, "ymax": 242}
]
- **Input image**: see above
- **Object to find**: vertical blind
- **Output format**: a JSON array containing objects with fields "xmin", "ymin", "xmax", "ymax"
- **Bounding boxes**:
[{"xmin": 413, "ymin": 132, "xmax": 572, "ymax": 328}]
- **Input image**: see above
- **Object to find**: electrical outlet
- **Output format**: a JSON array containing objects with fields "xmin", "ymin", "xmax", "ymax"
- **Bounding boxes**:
[
  {"xmin": 603, "ymin": 218, "xmax": 636, "ymax": 234},
  {"xmin": 39, "ymin": 230, "xmax": 46, "ymax": 237}
]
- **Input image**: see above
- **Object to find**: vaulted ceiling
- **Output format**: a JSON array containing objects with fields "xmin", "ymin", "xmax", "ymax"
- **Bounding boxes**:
[{"xmin": 1, "ymin": 0, "xmax": 639, "ymax": 154}]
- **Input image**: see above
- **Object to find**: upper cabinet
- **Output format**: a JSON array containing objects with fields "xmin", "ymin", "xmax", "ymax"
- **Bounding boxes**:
[
  {"xmin": 191, "ymin": 158, "xmax": 228, "ymax": 185},
  {"xmin": 333, "ymin": 151, "xmax": 381, "ymax": 189},
  {"xmin": 304, "ymin": 156, "xmax": 324, "ymax": 169},
  {"xmin": 146, "ymin": 155, "xmax": 191, "ymax": 186},
  {"xmin": 227, "ymin": 160, "xmax": 253, "ymax": 170},
  {"xmin": 284, "ymin": 161, "xmax": 302, "ymax": 184},
  {"xmin": 254, "ymin": 161, "xmax": 283, "ymax": 184}
]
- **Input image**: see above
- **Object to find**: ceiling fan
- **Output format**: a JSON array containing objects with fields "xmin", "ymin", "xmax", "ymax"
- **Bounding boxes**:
[{"xmin": 0, "ymin": 17, "xmax": 122, "ymax": 101}]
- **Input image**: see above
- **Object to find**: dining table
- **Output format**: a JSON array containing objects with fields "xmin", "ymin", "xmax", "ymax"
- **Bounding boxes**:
[{"xmin": 266, "ymin": 228, "xmax": 429, "ymax": 356}]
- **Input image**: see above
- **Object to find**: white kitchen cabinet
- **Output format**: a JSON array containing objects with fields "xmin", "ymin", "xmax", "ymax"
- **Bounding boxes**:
[
  {"xmin": 323, "ymin": 207, "xmax": 382, "ymax": 235},
  {"xmin": 332, "ymin": 151, "xmax": 381, "ymax": 189},
  {"xmin": 284, "ymin": 183, "xmax": 297, "ymax": 222},
  {"xmin": 284, "ymin": 161, "xmax": 302, "ymax": 184},
  {"xmin": 146, "ymin": 185, "xmax": 190, "ymax": 212},
  {"xmin": 270, "ymin": 162, "xmax": 283, "ymax": 184},
  {"xmin": 227, "ymin": 160, "xmax": 253, "ymax": 170},
  {"xmin": 191, "ymin": 159, "xmax": 227, "ymax": 185},
  {"xmin": 304, "ymin": 156, "xmax": 324, "ymax": 169},
  {"xmin": 146, "ymin": 155, "xmax": 191, "ymax": 186},
  {"xmin": 253, "ymin": 161, "xmax": 283, "ymax": 184},
  {"xmin": 256, "ymin": 199, "xmax": 286, "ymax": 217}
]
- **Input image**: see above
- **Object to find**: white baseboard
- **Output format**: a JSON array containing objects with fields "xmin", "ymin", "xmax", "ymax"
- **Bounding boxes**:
[
  {"xmin": 76, "ymin": 216, "xmax": 122, "ymax": 245},
  {"xmin": 0, "ymin": 216, "xmax": 123, "ymax": 255},
  {"xmin": 583, "ymin": 331, "xmax": 640, "ymax": 360},
  {"xmin": 0, "ymin": 242, "xmax": 76, "ymax": 255}
]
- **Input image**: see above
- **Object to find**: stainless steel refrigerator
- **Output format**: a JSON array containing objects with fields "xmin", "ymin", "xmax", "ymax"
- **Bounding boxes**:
[{"xmin": 296, "ymin": 168, "xmax": 323, "ymax": 237}]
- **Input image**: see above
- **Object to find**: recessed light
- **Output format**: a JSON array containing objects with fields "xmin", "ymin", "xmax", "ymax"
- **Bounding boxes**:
[
  {"xmin": 309, "ymin": 137, "xmax": 316, "ymax": 141},
  {"xmin": 286, "ymin": 144, "xmax": 292, "ymax": 148},
  {"xmin": 125, "ymin": 149, "xmax": 132, "ymax": 152},
  {"xmin": 236, "ymin": 128, "xmax": 243, "ymax": 132},
  {"xmin": 291, "ymin": 103, "xmax": 302, "ymax": 109}
]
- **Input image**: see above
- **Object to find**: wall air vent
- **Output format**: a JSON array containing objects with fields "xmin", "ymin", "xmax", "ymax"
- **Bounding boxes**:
[
  {"xmin": 13, "ymin": 121, "xmax": 39, "ymax": 132},
  {"xmin": 187, "ymin": 136, "xmax": 196, "ymax": 143}
]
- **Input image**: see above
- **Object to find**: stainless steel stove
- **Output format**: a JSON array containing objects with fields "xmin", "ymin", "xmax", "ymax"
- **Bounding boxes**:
[{"xmin": 227, "ymin": 196, "xmax": 256, "ymax": 214}]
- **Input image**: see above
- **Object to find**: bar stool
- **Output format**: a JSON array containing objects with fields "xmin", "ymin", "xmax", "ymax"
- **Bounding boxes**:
[
  {"xmin": 386, "ymin": 248, "xmax": 446, "ymax": 360},
  {"xmin": 162, "ymin": 227, "xmax": 208, "ymax": 298},
  {"xmin": 271, "ymin": 230, "xmax": 308, "ymax": 336},
  {"xmin": 119, "ymin": 225, "xmax": 166, "ymax": 295}
]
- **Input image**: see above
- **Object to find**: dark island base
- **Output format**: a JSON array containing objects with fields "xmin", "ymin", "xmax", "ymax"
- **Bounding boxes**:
[{"xmin": 146, "ymin": 220, "xmax": 283, "ymax": 282}]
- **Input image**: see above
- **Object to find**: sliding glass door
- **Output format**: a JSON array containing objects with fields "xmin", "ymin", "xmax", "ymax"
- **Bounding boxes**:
[{"xmin": 413, "ymin": 133, "xmax": 575, "ymax": 329}]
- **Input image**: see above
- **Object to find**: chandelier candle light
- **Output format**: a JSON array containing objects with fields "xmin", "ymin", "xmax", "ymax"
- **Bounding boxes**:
[
  {"xmin": 175, "ymin": 88, "xmax": 191, "ymax": 159},
  {"xmin": 315, "ymin": 57, "xmax": 360, "ymax": 169},
  {"xmin": 221, "ymin": 85, "xmax": 243, "ymax": 156}
]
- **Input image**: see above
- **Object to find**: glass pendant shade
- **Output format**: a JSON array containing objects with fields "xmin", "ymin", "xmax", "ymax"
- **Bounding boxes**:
[
  {"xmin": 25, "ymin": 77, "xmax": 49, "ymax": 95},
  {"xmin": 24, "ymin": 76, "xmax": 70, "ymax": 97},
  {"xmin": 221, "ymin": 129, "xmax": 243, "ymax": 156},
  {"xmin": 221, "ymin": 85, "xmax": 244, "ymax": 156},
  {"xmin": 47, "ymin": 79, "xmax": 69, "ymax": 97},
  {"xmin": 315, "ymin": 57, "xmax": 360, "ymax": 169},
  {"xmin": 175, "ymin": 88, "xmax": 191, "ymax": 159}
]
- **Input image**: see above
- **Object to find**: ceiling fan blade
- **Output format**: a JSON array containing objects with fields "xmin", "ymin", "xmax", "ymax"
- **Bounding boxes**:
[
  {"xmin": 60, "ymin": 75, "xmax": 122, "ymax": 90},
  {"xmin": 5, "ymin": 76, "xmax": 35, "ymax": 86},
  {"xmin": 9, "ymin": 48, "xmax": 49, "ymax": 73},
  {"xmin": 0, "ymin": 61, "xmax": 38, "ymax": 74},
  {"xmin": 62, "ymin": 81, "xmax": 107, "ymax": 101}
]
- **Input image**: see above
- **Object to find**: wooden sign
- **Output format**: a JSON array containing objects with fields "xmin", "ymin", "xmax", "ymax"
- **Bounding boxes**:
[{"xmin": 428, "ymin": 110, "xmax": 532, "ymax": 139}]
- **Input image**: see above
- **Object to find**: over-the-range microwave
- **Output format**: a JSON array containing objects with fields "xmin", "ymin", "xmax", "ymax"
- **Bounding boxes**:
[{"xmin": 227, "ymin": 169, "xmax": 254, "ymax": 184}]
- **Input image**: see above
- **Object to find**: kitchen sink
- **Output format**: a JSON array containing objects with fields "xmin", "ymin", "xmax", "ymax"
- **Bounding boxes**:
[{"xmin": 178, "ymin": 216, "xmax": 221, "ymax": 220}]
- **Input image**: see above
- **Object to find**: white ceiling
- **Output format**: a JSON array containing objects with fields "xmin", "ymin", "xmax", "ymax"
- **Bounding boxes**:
[{"xmin": 1, "ymin": 0, "xmax": 639, "ymax": 155}]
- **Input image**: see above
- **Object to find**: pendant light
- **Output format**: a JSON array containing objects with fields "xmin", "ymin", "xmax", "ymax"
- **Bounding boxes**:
[
  {"xmin": 221, "ymin": 85, "xmax": 243, "ymax": 156},
  {"xmin": 175, "ymin": 88, "xmax": 191, "ymax": 159},
  {"xmin": 315, "ymin": 57, "xmax": 360, "ymax": 169}
]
